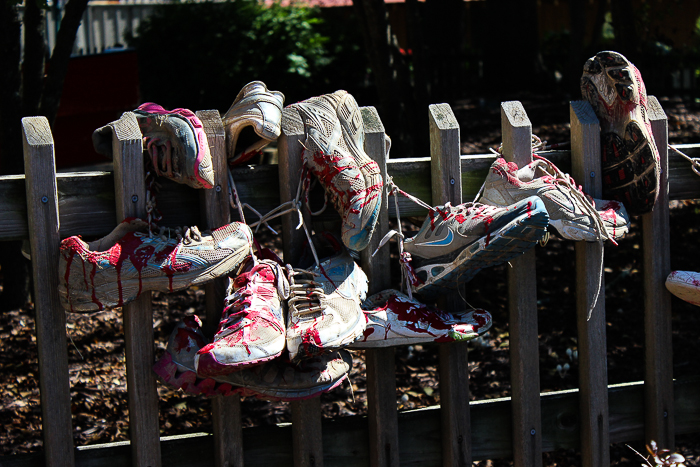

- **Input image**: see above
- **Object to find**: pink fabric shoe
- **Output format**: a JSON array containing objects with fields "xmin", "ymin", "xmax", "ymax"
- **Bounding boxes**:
[
  {"xmin": 195, "ymin": 250, "xmax": 289, "ymax": 377},
  {"xmin": 350, "ymin": 289, "xmax": 492, "ymax": 348}
]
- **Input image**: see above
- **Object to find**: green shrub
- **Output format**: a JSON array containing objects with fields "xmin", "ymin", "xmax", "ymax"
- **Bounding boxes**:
[{"xmin": 127, "ymin": 0, "xmax": 371, "ymax": 112}]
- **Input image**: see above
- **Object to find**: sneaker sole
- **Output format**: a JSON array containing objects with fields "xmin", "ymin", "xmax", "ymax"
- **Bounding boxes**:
[
  {"xmin": 153, "ymin": 351, "xmax": 348, "ymax": 401},
  {"xmin": 665, "ymin": 271, "xmax": 700, "ymax": 307},
  {"xmin": 60, "ymin": 247, "xmax": 251, "ymax": 312},
  {"xmin": 412, "ymin": 207, "xmax": 549, "ymax": 296},
  {"xmin": 581, "ymin": 51, "xmax": 659, "ymax": 215},
  {"xmin": 195, "ymin": 343, "xmax": 284, "ymax": 378}
]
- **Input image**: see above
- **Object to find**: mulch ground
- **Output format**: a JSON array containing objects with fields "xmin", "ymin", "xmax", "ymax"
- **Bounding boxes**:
[{"xmin": 2, "ymin": 94, "xmax": 700, "ymax": 465}]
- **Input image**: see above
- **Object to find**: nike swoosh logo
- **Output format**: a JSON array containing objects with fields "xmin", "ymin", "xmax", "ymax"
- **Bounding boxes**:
[{"xmin": 415, "ymin": 229, "xmax": 454, "ymax": 247}]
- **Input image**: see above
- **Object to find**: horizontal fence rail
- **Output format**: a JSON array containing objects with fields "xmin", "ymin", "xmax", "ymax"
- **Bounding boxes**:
[
  {"xmin": 2, "ymin": 98, "xmax": 700, "ymax": 467},
  {"xmin": 1, "ymin": 147, "xmax": 699, "ymax": 243}
]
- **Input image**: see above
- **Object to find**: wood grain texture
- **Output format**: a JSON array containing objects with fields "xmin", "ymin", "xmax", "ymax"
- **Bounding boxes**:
[
  {"xmin": 642, "ymin": 96, "xmax": 674, "ymax": 449},
  {"xmin": 279, "ymin": 105, "xmax": 324, "ymax": 467},
  {"xmin": 500, "ymin": 102, "xmax": 542, "ymax": 467},
  {"xmin": 359, "ymin": 107, "xmax": 400, "ymax": 467},
  {"xmin": 428, "ymin": 103, "xmax": 472, "ymax": 467},
  {"xmin": 21, "ymin": 117, "xmax": 76, "ymax": 467},
  {"xmin": 570, "ymin": 100, "xmax": 610, "ymax": 467},
  {"xmin": 196, "ymin": 110, "xmax": 244, "ymax": 467},
  {"xmin": 110, "ymin": 112, "xmax": 162, "ymax": 467}
]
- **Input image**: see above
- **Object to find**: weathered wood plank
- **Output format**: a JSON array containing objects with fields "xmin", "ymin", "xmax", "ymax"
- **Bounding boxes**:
[
  {"xmin": 196, "ymin": 110, "xmax": 244, "ymax": 467},
  {"xmin": 643, "ymin": 97, "xmax": 674, "ymax": 448},
  {"xmin": 4, "ymin": 377, "xmax": 699, "ymax": 467},
  {"xmin": 21, "ymin": 117, "xmax": 76, "ymax": 467},
  {"xmin": 429, "ymin": 103, "xmax": 472, "ymax": 467},
  {"xmin": 569, "ymin": 100, "xmax": 609, "ymax": 467},
  {"xmin": 500, "ymin": 101, "xmax": 542, "ymax": 467},
  {"xmin": 278, "ymin": 105, "xmax": 324, "ymax": 467},
  {"xmin": 110, "ymin": 112, "xmax": 162, "ymax": 467},
  {"xmin": 360, "ymin": 107, "xmax": 400, "ymax": 467},
  {"xmin": 1, "ymin": 146, "xmax": 699, "ymax": 242}
]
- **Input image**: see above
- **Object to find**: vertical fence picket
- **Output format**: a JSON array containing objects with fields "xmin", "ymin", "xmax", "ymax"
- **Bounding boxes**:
[
  {"xmin": 21, "ymin": 117, "xmax": 76, "ymax": 467},
  {"xmin": 196, "ymin": 110, "xmax": 244, "ymax": 467},
  {"xmin": 500, "ymin": 102, "xmax": 543, "ymax": 467},
  {"xmin": 428, "ymin": 103, "xmax": 472, "ymax": 466},
  {"xmin": 110, "ymin": 112, "xmax": 162, "ymax": 467},
  {"xmin": 643, "ymin": 97, "xmax": 674, "ymax": 448},
  {"xmin": 570, "ymin": 100, "xmax": 610, "ymax": 467},
  {"xmin": 359, "ymin": 107, "xmax": 400, "ymax": 467},
  {"xmin": 278, "ymin": 106, "xmax": 324, "ymax": 467}
]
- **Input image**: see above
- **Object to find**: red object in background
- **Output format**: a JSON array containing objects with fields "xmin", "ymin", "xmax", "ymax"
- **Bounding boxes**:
[{"xmin": 53, "ymin": 50, "xmax": 140, "ymax": 170}]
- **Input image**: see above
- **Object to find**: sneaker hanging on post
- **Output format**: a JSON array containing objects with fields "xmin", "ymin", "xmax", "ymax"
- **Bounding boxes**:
[
  {"xmin": 92, "ymin": 103, "xmax": 216, "ymax": 189},
  {"xmin": 580, "ymin": 50, "xmax": 660, "ymax": 215},
  {"xmin": 665, "ymin": 271, "xmax": 700, "ymax": 307},
  {"xmin": 350, "ymin": 289, "xmax": 492, "ymax": 348},
  {"xmin": 195, "ymin": 250, "xmax": 289, "ymax": 377},
  {"xmin": 153, "ymin": 315, "xmax": 353, "ymax": 401},
  {"xmin": 479, "ymin": 156, "xmax": 629, "ymax": 243},
  {"xmin": 290, "ymin": 90, "xmax": 383, "ymax": 252},
  {"xmin": 403, "ymin": 196, "xmax": 549, "ymax": 296},
  {"xmin": 286, "ymin": 251, "xmax": 368, "ymax": 361},
  {"xmin": 58, "ymin": 218, "xmax": 253, "ymax": 312},
  {"xmin": 222, "ymin": 81, "xmax": 285, "ymax": 166}
]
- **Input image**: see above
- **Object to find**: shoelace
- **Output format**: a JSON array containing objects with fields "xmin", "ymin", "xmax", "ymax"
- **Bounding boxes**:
[
  {"xmin": 669, "ymin": 145, "xmax": 700, "ymax": 178},
  {"xmin": 286, "ymin": 267, "xmax": 326, "ymax": 319},
  {"xmin": 150, "ymin": 224, "xmax": 203, "ymax": 245},
  {"xmin": 215, "ymin": 258, "xmax": 289, "ymax": 339}
]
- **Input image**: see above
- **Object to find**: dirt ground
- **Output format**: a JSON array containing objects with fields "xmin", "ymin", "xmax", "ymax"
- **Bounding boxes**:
[{"xmin": 1, "ymin": 94, "xmax": 700, "ymax": 465}]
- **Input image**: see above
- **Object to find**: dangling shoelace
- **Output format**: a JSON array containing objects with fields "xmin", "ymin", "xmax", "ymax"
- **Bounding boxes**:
[{"xmin": 669, "ymin": 145, "xmax": 700, "ymax": 178}]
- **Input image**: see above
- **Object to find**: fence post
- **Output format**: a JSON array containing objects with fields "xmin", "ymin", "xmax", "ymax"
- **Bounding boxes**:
[
  {"xmin": 110, "ymin": 111, "xmax": 162, "ymax": 467},
  {"xmin": 22, "ymin": 116, "xmax": 76, "ymax": 467},
  {"xmin": 570, "ymin": 100, "xmax": 610, "ymax": 467},
  {"xmin": 278, "ymin": 106, "xmax": 324, "ymax": 467},
  {"xmin": 643, "ymin": 96, "xmax": 674, "ymax": 449},
  {"xmin": 196, "ymin": 110, "xmax": 244, "ymax": 467},
  {"xmin": 360, "ymin": 107, "xmax": 400, "ymax": 467},
  {"xmin": 500, "ymin": 101, "xmax": 543, "ymax": 467},
  {"xmin": 428, "ymin": 103, "xmax": 472, "ymax": 467}
]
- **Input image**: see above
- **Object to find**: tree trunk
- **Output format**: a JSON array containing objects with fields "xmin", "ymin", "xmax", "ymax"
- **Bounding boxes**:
[{"xmin": 41, "ymin": 0, "xmax": 91, "ymax": 126}]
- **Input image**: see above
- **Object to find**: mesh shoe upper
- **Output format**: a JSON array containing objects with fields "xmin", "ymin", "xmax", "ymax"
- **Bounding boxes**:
[
  {"xmin": 58, "ymin": 218, "xmax": 252, "ymax": 312},
  {"xmin": 479, "ymin": 156, "xmax": 629, "ymax": 242},
  {"xmin": 134, "ymin": 103, "xmax": 215, "ymax": 189},
  {"xmin": 195, "ymin": 252, "xmax": 289, "ymax": 377},
  {"xmin": 290, "ymin": 90, "xmax": 383, "ymax": 252},
  {"xmin": 222, "ymin": 81, "xmax": 285, "ymax": 166},
  {"xmin": 286, "ymin": 251, "xmax": 368, "ymax": 361},
  {"xmin": 580, "ymin": 50, "xmax": 660, "ymax": 215},
  {"xmin": 350, "ymin": 289, "xmax": 492, "ymax": 348}
]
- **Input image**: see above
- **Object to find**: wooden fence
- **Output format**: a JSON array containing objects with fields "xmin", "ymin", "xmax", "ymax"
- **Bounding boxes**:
[{"xmin": 2, "ymin": 98, "xmax": 700, "ymax": 467}]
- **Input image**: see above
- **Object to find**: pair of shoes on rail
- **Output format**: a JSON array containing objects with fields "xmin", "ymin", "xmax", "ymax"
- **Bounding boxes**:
[{"xmin": 92, "ymin": 81, "xmax": 285, "ymax": 188}]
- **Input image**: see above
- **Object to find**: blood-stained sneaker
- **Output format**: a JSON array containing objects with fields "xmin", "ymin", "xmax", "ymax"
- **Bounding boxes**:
[
  {"xmin": 290, "ymin": 90, "xmax": 383, "ymax": 252},
  {"xmin": 666, "ymin": 271, "xmax": 700, "ymax": 307},
  {"xmin": 403, "ymin": 196, "xmax": 548, "ymax": 296},
  {"xmin": 93, "ymin": 103, "xmax": 215, "ymax": 189},
  {"xmin": 286, "ymin": 251, "xmax": 368, "ymax": 361},
  {"xmin": 580, "ymin": 50, "xmax": 660, "ymax": 215},
  {"xmin": 222, "ymin": 81, "xmax": 284, "ymax": 166},
  {"xmin": 195, "ymin": 250, "xmax": 289, "ymax": 377},
  {"xmin": 153, "ymin": 315, "xmax": 352, "ymax": 401},
  {"xmin": 479, "ymin": 156, "xmax": 629, "ymax": 243},
  {"xmin": 350, "ymin": 289, "xmax": 492, "ymax": 348},
  {"xmin": 58, "ymin": 218, "xmax": 252, "ymax": 312}
]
